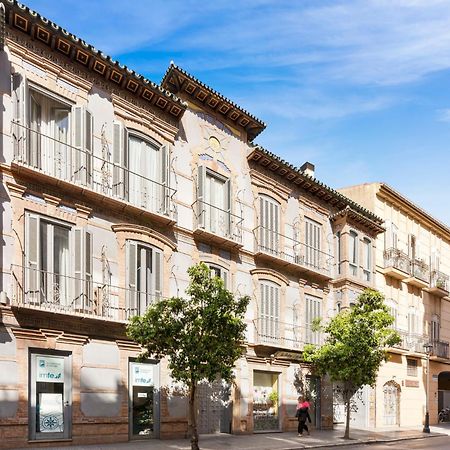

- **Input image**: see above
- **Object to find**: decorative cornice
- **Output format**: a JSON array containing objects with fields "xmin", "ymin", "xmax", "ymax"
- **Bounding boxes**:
[
  {"xmin": 111, "ymin": 223, "xmax": 177, "ymax": 251},
  {"xmin": 57, "ymin": 333, "xmax": 89, "ymax": 346},
  {"xmin": 6, "ymin": 181, "xmax": 26, "ymax": 198},
  {"xmin": 249, "ymin": 268, "xmax": 289, "ymax": 286},
  {"xmin": 161, "ymin": 62, "xmax": 266, "ymax": 141},
  {"xmin": 11, "ymin": 327, "xmax": 46, "ymax": 341},
  {"xmin": 3, "ymin": 0, "xmax": 187, "ymax": 119},
  {"xmin": 116, "ymin": 339, "xmax": 141, "ymax": 352},
  {"xmin": 329, "ymin": 205, "xmax": 385, "ymax": 235},
  {"xmin": 248, "ymin": 146, "xmax": 383, "ymax": 225}
]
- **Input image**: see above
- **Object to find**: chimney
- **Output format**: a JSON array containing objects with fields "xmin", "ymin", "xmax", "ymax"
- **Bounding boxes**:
[{"xmin": 300, "ymin": 162, "xmax": 315, "ymax": 178}]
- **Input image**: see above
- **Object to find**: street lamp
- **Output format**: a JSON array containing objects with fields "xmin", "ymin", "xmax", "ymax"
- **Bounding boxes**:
[{"xmin": 423, "ymin": 342, "xmax": 433, "ymax": 433}]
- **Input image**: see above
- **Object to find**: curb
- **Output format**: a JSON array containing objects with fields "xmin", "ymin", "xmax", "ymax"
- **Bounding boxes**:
[{"xmin": 281, "ymin": 432, "xmax": 446, "ymax": 449}]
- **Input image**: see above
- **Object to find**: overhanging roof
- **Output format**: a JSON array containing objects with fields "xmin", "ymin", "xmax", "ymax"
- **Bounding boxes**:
[
  {"xmin": 162, "ymin": 62, "xmax": 266, "ymax": 140},
  {"xmin": 248, "ymin": 145, "xmax": 384, "ymax": 226},
  {"xmin": 3, "ymin": 0, "xmax": 187, "ymax": 119}
]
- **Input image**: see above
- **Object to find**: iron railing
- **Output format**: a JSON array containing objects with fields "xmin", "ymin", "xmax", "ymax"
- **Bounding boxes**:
[
  {"xmin": 12, "ymin": 122, "xmax": 176, "ymax": 218},
  {"xmin": 430, "ymin": 270, "xmax": 450, "ymax": 293},
  {"xmin": 192, "ymin": 200, "xmax": 243, "ymax": 243},
  {"xmin": 254, "ymin": 226, "xmax": 334, "ymax": 277},
  {"xmin": 410, "ymin": 259, "xmax": 429, "ymax": 283},
  {"xmin": 11, "ymin": 265, "xmax": 163, "ymax": 321},
  {"xmin": 432, "ymin": 339, "xmax": 449, "ymax": 359},
  {"xmin": 394, "ymin": 329, "xmax": 429, "ymax": 353},
  {"xmin": 383, "ymin": 248, "xmax": 410, "ymax": 273},
  {"xmin": 253, "ymin": 318, "xmax": 323, "ymax": 349}
]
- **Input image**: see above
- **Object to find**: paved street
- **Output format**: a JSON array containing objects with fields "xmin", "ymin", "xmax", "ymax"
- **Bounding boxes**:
[{"xmin": 338, "ymin": 435, "xmax": 450, "ymax": 449}]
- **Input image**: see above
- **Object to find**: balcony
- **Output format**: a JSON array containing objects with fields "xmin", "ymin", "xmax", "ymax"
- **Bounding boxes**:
[
  {"xmin": 253, "ymin": 227, "xmax": 334, "ymax": 280},
  {"xmin": 192, "ymin": 201, "xmax": 243, "ymax": 249},
  {"xmin": 432, "ymin": 339, "xmax": 450, "ymax": 359},
  {"xmin": 428, "ymin": 270, "xmax": 450, "ymax": 298},
  {"xmin": 405, "ymin": 259, "xmax": 429, "ymax": 289},
  {"xmin": 252, "ymin": 318, "xmax": 323, "ymax": 351},
  {"xmin": 11, "ymin": 123, "xmax": 176, "ymax": 225},
  {"xmin": 382, "ymin": 248, "xmax": 410, "ymax": 280},
  {"xmin": 11, "ymin": 265, "xmax": 163, "ymax": 322},
  {"xmin": 393, "ymin": 329, "xmax": 429, "ymax": 354}
]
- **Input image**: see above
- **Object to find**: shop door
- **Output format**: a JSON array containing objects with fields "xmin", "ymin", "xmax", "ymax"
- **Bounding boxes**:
[
  {"xmin": 29, "ymin": 352, "xmax": 72, "ymax": 440},
  {"xmin": 253, "ymin": 371, "xmax": 280, "ymax": 432},
  {"xmin": 129, "ymin": 361, "xmax": 160, "ymax": 439},
  {"xmin": 383, "ymin": 381, "xmax": 400, "ymax": 426}
]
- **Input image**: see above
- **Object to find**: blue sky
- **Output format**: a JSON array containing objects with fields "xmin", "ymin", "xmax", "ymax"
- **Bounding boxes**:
[{"xmin": 23, "ymin": 0, "xmax": 450, "ymax": 225}]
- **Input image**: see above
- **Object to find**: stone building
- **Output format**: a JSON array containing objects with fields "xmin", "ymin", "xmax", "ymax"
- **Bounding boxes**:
[
  {"xmin": 340, "ymin": 183, "xmax": 450, "ymax": 428},
  {"xmin": 0, "ymin": 1, "xmax": 385, "ymax": 447}
]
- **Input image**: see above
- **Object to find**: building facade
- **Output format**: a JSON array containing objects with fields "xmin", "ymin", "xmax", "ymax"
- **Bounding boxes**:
[
  {"xmin": 1, "ymin": 1, "xmax": 442, "ymax": 448},
  {"xmin": 340, "ymin": 183, "xmax": 450, "ymax": 428}
]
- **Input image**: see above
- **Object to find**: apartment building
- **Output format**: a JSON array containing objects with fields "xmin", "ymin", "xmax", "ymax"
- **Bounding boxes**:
[
  {"xmin": 340, "ymin": 183, "xmax": 450, "ymax": 428},
  {"xmin": 0, "ymin": 1, "xmax": 385, "ymax": 447}
]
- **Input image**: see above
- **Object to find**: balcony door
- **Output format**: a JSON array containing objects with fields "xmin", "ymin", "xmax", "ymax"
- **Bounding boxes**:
[
  {"xmin": 259, "ymin": 196, "xmax": 280, "ymax": 255},
  {"xmin": 304, "ymin": 218, "xmax": 321, "ymax": 269},
  {"xmin": 259, "ymin": 281, "xmax": 280, "ymax": 344}
]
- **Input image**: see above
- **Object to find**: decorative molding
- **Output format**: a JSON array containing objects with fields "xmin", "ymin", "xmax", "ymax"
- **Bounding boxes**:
[
  {"xmin": 11, "ymin": 327, "xmax": 46, "ymax": 341},
  {"xmin": 116, "ymin": 339, "xmax": 141, "ymax": 352},
  {"xmin": 57, "ymin": 333, "xmax": 89, "ymax": 346},
  {"xmin": 111, "ymin": 223, "xmax": 177, "ymax": 251},
  {"xmin": 250, "ymin": 268, "xmax": 289, "ymax": 286},
  {"xmin": 6, "ymin": 181, "xmax": 27, "ymax": 198},
  {"xmin": 75, "ymin": 203, "xmax": 92, "ymax": 220},
  {"xmin": 43, "ymin": 193, "xmax": 61, "ymax": 206}
]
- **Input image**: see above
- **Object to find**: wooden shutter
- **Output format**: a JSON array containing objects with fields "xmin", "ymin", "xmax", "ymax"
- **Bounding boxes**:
[
  {"xmin": 152, "ymin": 248, "xmax": 163, "ymax": 300},
  {"xmin": 73, "ymin": 227, "xmax": 83, "ymax": 309},
  {"xmin": 224, "ymin": 178, "xmax": 231, "ymax": 237},
  {"xmin": 85, "ymin": 230, "xmax": 93, "ymax": 311},
  {"xmin": 260, "ymin": 196, "xmax": 279, "ymax": 254},
  {"xmin": 73, "ymin": 228, "xmax": 93, "ymax": 311},
  {"xmin": 306, "ymin": 296, "xmax": 321, "ymax": 344},
  {"xmin": 25, "ymin": 212, "xmax": 40, "ymax": 303},
  {"xmin": 160, "ymin": 144, "xmax": 170, "ymax": 215},
  {"xmin": 126, "ymin": 241, "xmax": 138, "ymax": 317},
  {"xmin": 71, "ymin": 106, "xmax": 93, "ymax": 186},
  {"xmin": 112, "ymin": 121, "xmax": 128, "ymax": 199},
  {"xmin": 12, "ymin": 73, "xmax": 29, "ymax": 161},
  {"xmin": 197, "ymin": 165, "xmax": 206, "ymax": 228}
]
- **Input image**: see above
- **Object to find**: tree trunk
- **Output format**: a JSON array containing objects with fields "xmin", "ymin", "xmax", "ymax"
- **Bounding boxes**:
[
  {"xmin": 344, "ymin": 392, "xmax": 351, "ymax": 440},
  {"xmin": 189, "ymin": 382, "xmax": 199, "ymax": 450}
]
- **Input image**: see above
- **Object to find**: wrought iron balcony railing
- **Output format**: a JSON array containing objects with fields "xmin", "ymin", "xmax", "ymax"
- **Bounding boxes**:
[
  {"xmin": 12, "ymin": 122, "xmax": 176, "ymax": 219},
  {"xmin": 254, "ymin": 226, "xmax": 334, "ymax": 277},
  {"xmin": 394, "ymin": 329, "xmax": 429, "ymax": 353},
  {"xmin": 430, "ymin": 270, "xmax": 450, "ymax": 293},
  {"xmin": 192, "ymin": 200, "xmax": 243, "ymax": 244},
  {"xmin": 253, "ymin": 318, "xmax": 323, "ymax": 350},
  {"xmin": 432, "ymin": 339, "xmax": 449, "ymax": 359},
  {"xmin": 410, "ymin": 259, "xmax": 429, "ymax": 283},
  {"xmin": 383, "ymin": 248, "xmax": 410, "ymax": 273},
  {"xmin": 11, "ymin": 265, "xmax": 163, "ymax": 321}
]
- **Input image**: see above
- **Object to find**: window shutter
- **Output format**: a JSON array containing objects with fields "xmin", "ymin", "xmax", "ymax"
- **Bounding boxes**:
[
  {"xmin": 85, "ymin": 230, "xmax": 93, "ymax": 311},
  {"xmin": 25, "ymin": 212, "xmax": 40, "ymax": 303},
  {"xmin": 12, "ymin": 73, "xmax": 29, "ymax": 162},
  {"xmin": 126, "ymin": 241, "xmax": 138, "ymax": 317},
  {"xmin": 197, "ymin": 165, "xmax": 206, "ymax": 228},
  {"xmin": 222, "ymin": 270, "xmax": 228, "ymax": 290},
  {"xmin": 71, "ymin": 106, "xmax": 93, "ymax": 186},
  {"xmin": 160, "ymin": 144, "xmax": 170, "ymax": 215},
  {"xmin": 112, "ymin": 120, "xmax": 128, "ymax": 200},
  {"xmin": 384, "ymin": 220, "xmax": 392, "ymax": 250},
  {"xmin": 152, "ymin": 248, "xmax": 163, "ymax": 301},
  {"xmin": 224, "ymin": 178, "xmax": 232, "ymax": 237},
  {"xmin": 73, "ymin": 227, "xmax": 83, "ymax": 310}
]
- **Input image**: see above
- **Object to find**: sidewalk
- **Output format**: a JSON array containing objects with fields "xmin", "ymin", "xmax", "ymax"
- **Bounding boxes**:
[{"xmin": 22, "ymin": 424, "xmax": 450, "ymax": 450}]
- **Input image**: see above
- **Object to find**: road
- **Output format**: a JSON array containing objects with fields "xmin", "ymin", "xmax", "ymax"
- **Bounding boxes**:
[{"xmin": 338, "ymin": 436, "xmax": 450, "ymax": 449}]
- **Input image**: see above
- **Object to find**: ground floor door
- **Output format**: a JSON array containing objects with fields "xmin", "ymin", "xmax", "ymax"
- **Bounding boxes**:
[
  {"xmin": 383, "ymin": 381, "xmax": 400, "ymax": 426},
  {"xmin": 253, "ymin": 370, "xmax": 280, "ymax": 432},
  {"xmin": 129, "ymin": 361, "xmax": 160, "ymax": 439},
  {"xmin": 29, "ymin": 351, "xmax": 72, "ymax": 440},
  {"xmin": 197, "ymin": 379, "xmax": 232, "ymax": 434}
]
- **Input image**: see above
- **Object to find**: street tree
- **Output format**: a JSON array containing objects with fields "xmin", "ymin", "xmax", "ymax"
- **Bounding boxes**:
[
  {"xmin": 127, "ymin": 262, "xmax": 250, "ymax": 450},
  {"xmin": 303, "ymin": 289, "xmax": 401, "ymax": 439}
]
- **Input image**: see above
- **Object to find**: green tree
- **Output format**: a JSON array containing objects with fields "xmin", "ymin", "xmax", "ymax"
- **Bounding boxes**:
[
  {"xmin": 127, "ymin": 263, "xmax": 250, "ymax": 450},
  {"xmin": 303, "ymin": 289, "xmax": 401, "ymax": 439}
]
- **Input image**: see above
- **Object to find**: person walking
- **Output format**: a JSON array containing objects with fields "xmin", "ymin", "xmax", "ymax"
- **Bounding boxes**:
[{"xmin": 296, "ymin": 397, "xmax": 312, "ymax": 437}]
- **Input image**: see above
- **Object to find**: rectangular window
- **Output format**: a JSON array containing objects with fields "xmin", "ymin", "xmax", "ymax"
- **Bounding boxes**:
[
  {"xmin": 259, "ymin": 196, "xmax": 280, "ymax": 255},
  {"xmin": 259, "ymin": 282, "xmax": 280, "ymax": 343},
  {"xmin": 407, "ymin": 358, "xmax": 418, "ymax": 377},
  {"xmin": 363, "ymin": 238, "xmax": 371, "ymax": 281},
  {"xmin": 431, "ymin": 318, "xmax": 440, "ymax": 341},
  {"xmin": 349, "ymin": 231, "xmax": 358, "ymax": 276},
  {"xmin": 126, "ymin": 242, "xmax": 163, "ymax": 317},
  {"xmin": 305, "ymin": 218, "xmax": 321, "ymax": 269},
  {"xmin": 305, "ymin": 295, "xmax": 321, "ymax": 345},
  {"xmin": 24, "ymin": 212, "xmax": 92, "ymax": 312},
  {"xmin": 208, "ymin": 264, "xmax": 229, "ymax": 289}
]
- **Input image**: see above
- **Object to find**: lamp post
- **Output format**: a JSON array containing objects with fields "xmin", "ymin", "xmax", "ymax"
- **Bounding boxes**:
[{"xmin": 423, "ymin": 342, "xmax": 433, "ymax": 433}]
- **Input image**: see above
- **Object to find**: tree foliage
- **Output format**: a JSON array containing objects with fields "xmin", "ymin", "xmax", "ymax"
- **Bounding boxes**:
[
  {"xmin": 303, "ymin": 289, "xmax": 401, "ymax": 439},
  {"xmin": 127, "ymin": 263, "xmax": 250, "ymax": 450}
]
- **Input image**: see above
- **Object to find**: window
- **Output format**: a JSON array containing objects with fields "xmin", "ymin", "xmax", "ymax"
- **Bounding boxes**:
[
  {"xmin": 407, "ymin": 306, "xmax": 419, "ymax": 335},
  {"xmin": 431, "ymin": 315, "xmax": 440, "ymax": 341},
  {"xmin": 112, "ymin": 123, "xmax": 170, "ymax": 214},
  {"xmin": 126, "ymin": 242, "xmax": 163, "ymax": 317},
  {"xmin": 386, "ymin": 299, "xmax": 398, "ymax": 329},
  {"xmin": 407, "ymin": 358, "xmax": 418, "ymax": 377},
  {"xmin": 384, "ymin": 221, "xmax": 398, "ymax": 250},
  {"xmin": 362, "ymin": 238, "xmax": 371, "ymax": 281},
  {"xmin": 305, "ymin": 218, "xmax": 321, "ymax": 269},
  {"xmin": 197, "ymin": 167, "xmax": 231, "ymax": 238},
  {"xmin": 305, "ymin": 295, "xmax": 321, "ymax": 345},
  {"xmin": 258, "ymin": 196, "xmax": 280, "ymax": 255},
  {"xmin": 336, "ymin": 231, "xmax": 342, "ymax": 275},
  {"xmin": 208, "ymin": 264, "xmax": 229, "ymax": 289},
  {"xmin": 336, "ymin": 302, "xmax": 342, "ymax": 314},
  {"xmin": 408, "ymin": 234, "xmax": 416, "ymax": 261},
  {"xmin": 24, "ymin": 212, "xmax": 92, "ymax": 310},
  {"xmin": 12, "ymin": 75, "xmax": 93, "ymax": 185},
  {"xmin": 259, "ymin": 281, "xmax": 280, "ymax": 342},
  {"xmin": 349, "ymin": 230, "xmax": 358, "ymax": 276}
]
